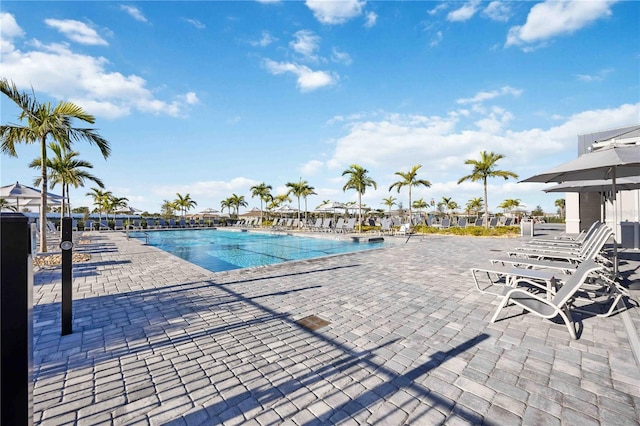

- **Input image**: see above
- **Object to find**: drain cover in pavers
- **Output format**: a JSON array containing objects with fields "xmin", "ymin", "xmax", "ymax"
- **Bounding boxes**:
[{"xmin": 296, "ymin": 315, "xmax": 330, "ymax": 330}]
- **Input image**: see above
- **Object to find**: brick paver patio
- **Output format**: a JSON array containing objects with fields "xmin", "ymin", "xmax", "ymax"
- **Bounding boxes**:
[{"xmin": 32, "ymin": 228, "xmax": 640, "ymax": 425}]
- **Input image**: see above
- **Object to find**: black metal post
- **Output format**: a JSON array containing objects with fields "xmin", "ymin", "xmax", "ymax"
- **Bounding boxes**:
[
  {"xmin": 61, "ymin": 217, "xmax": 73, "ymax": 335},
  {"xmin": 1, "ymin": 213, "xmax": 34, "ymax": 426}
]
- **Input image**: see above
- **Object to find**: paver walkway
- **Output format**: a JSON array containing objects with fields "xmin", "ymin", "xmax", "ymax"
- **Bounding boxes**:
[{"xmin": 32, "ymin": 229, "xmax": 640, "ymax": 425}]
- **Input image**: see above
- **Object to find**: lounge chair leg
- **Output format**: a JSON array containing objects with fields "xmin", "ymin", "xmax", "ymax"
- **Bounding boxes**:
[
  {"xmin": 559, "ymin": 307, "xmax": 577, "ymax": 339},
  {"xmin": 490, "ymin": 298, "xmax": 509, "ymax": 323}
]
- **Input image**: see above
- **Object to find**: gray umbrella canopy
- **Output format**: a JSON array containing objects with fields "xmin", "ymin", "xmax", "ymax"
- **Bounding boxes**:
[
  {"xmin": 524, "ymin": 143, "xmax": 640, "ymax": 276},
  {"xmin": 521, "ymin": 144, "xmax": 640, "ymax": 183},
  {"xmin": 543, "ymin": 176, "xmax": 640, "ymax": 193}
]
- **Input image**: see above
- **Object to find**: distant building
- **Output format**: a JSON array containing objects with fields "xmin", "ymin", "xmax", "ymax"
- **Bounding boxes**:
[{"xmin": 565, "ymin": 124, "xmax": 640, "ymax": 248}]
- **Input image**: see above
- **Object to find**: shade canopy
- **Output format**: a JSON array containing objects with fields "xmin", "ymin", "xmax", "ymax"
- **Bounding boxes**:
[
  {"xmin": 0, "ymin": 181, "xmax": 63, "ymax": 200},
  {"xmin": 521, "ymin": 145, "xmax": 640, "ymax": 183},
  {"xmin": 0, "ymin": 181, "xmax": 63, "ymax": 210},
  {"xmin": 113, "ymin": 206, "xmax": 142, "ymax": 214},
  {"xmin": 543, "ymin": 176, "xmax": 640, "ymax": 193},
  {"xmin": 315, "ymin": 201, "xmax": 346, "ymax": 212}
]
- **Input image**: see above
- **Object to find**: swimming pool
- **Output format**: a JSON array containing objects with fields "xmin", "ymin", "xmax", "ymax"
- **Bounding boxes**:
[{"xmin": 132, "ymin": 229, "xmax": 387, "ymax": 272}]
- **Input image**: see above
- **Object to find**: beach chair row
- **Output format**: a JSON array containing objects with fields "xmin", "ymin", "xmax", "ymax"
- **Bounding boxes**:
[
  {"xmin": 303, "ymin": 217, "xmax": 357, "ymax": 233},
  {"xmin": 83, "ymin": 218, "xmax": 216, "ymax": 231},
  {"xmin": 469, "ymin": 220, "xmax": 628, "ymax": 339}
]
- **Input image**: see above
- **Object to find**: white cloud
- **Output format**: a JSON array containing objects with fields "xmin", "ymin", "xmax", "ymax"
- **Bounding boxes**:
[
  {"xmin": 0, "ymin": 12, "xmax": 24, "ymax": 53},
  {"xmin": 576, "ymin": 68, "xmax": 614, "ymax": 82},
  {"xmin": 290, "ymin": 30, "xmax": 320, "ymax": 61},
  {"xmin": 331, "ymin": 48, "xmax": 352, "ymax": 65},
  {"xmin": 250, "ymin": 31, "xmax": 277, "ymax": 47},
  {"xmin": 447, "ymin": 0, "xmax": 481, "ymax": 22},
  {"xmin": 184, "ymin": 18, "xmax": 205, "ymax": 29},
  {"xmin": 305, "ymin": 0, "xmax": 365, "ymax": 25},
  {"xmin": 364, "ymin": 11, "xmax": 377, "ymax": 28},
  {"xmin": 427, "ymin": 4, "xmax": 447, "ymax": 16},
  {"xmin": 301, "ymin": 160, "xmax": 324, "ymax": 175},
  {"xmin": 456, "ymin": 86, "xmax": 522, "ymax": 105},
  {"xmin": 482, "ymin": 1, "xmax": 511, "ymax": 22},
  {"xmin": 430, "ymin": 31, "xmax": 443, "ymax": 47},
  {"xmin": 154, "ymin": 177, "xmax": 259, "ymax": 201},
  {"xmin": 44, "ymin": 19, "xmax": 108, "ymax": 46},
  {"xmin": 262, "ymin": 59, "xmax": 337, "ymax": 92},
  {"xmin": 1, "ymin": 14, "xmax": 197, "ymax": 119},
  {"xmin": 120, "ymin": 5, "xmax": 148, "ymax": 22},
  {"xmin": 319, "ymin": 102, "xmax": 639, "ymax": 211},
  {"xmin": 506, "ymin": 0, "xmax": 618, "ymax": 49}
]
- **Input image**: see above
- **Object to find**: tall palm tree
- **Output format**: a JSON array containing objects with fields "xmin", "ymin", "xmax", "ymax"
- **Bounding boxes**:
[
  {"xmin": 286, "ymin": 179, "xmax": 313, "ymax": 222},
  {"xmin": 381, "ymin": 196, "xmax": 397, "ymax": 215},
  {"xmin": 389, "ymin": 164, "xmax": 431, "ymax": 223},
  {"xmin": 86, "ymin": 188, "xmax": 112, "ymax": 222},
  {"xmin": 228, "ymin": 193, "xmax": 247, "ymax": 217},
  {"xmin": 457, "ymin": 151, "xmax": 518, "ymax": 228},
  {"xmin": 220, "ymin": 198, "xmax": 232, "ymax": 216},
  {"xmin": 1, "ymin": 78, "xmax": 111, "ymax": 251},
  {"xmin": 174, "ymin": 193, "xmax": 197, "ymax": 217},
  {"xmin": 342, "ymin": 164, "xmax": 377, "ymax": 232},
  {"xmin": 29, "ymin": 142, "xmax": 104, "ymax": 222},
  {"xmin": 250, "ymin": 182, "xmax": 272, "ymax": 223},
  {"xmin": 301, "ymin": 183, "xmax": 317, "ymax": 223}
]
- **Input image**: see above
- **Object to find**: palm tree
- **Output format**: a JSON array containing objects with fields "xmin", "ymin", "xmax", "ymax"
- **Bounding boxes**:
[
  {"xmin": 555, "ymin": 198, "xmax": 566, "ymax": 218},
  {"xmin": 29, "ymin": 142, "xmax": 104, "ymax": 222},
  {"xmin": 107, "ymin": 195, "xmax": 129, "ymax": 221},
  {"xmin": 270, "ymin": 194, "xmax": 291, "ymax": 210},
  {"xmin": 250, "ymin": 182, "xmax": 272, "ymax": 223},
  {"xmin": 86, "ymin": 188, "xmax": 112, "ymax": 222},
  {"xmin": 381, "ymin": 196, "xmax": 397, "ymax": 215},
  {"xmin": 412, "ymin": 198, "xmax": 428, "ymax": 218},
  {"xmin": 498, "ymin": 198, "xmax": 522, "ymax": 217},
  {"xmin": 174, "ymin": 193, "xmax": 197, "ymax": 216},
  {"xmin": 439, "ymin": 197, "xmax": 459, "ymax": 216},
  {"xmin": 301, "ymin": 183, "xmax": 317, "ymax": 223},
  {"xmin": 342, "ymin": 164, "xmax": 377, "ymax": 232},
  {"xmin": 161, "ymin": 199, "xmax": 176, "ymax": 218},
  {"xmin": 286, "ymin": 179, "xmax": 313, "ymax": 222},
  {"xmin": 220, "ymin": 198, "xmax": 232, "ymax": 216},
  {"xmin": 228, "ymin": 193, "xmax": 247, "ymax": 217},
  {"xmin": 466, "ymin": 197, "xmax": 484, "ymax": 217},
  {"xmin": 389, "ymin": 164, "xmax": 431, "ymax": 223},
  {"xmin": 458, "ymin": 151, "xmax": 518, "ymax": 228},
  {"xmin": 1, "ymin": 78, "xmax": 111, "ymax": 251}
]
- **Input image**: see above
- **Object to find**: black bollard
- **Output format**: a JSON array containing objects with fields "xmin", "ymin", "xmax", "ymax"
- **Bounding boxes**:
[
  {"xmin": 61, "ymin": 217, "xmax": 73, "ymax": 335},
  {"xmin": 0, "ymin": 213, "xmax": 34, "ymax": 425}
]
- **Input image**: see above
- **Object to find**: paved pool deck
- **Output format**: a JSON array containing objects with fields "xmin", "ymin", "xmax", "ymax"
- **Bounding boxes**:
[{"xmin": 32, "ymin": 227, "xmax": 640, "ymax": 425}]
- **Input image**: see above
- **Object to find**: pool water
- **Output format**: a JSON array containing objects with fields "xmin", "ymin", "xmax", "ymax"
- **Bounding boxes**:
[{"xmin": 132, "ymin": 229, "xmax": 386, "ymax": 272}]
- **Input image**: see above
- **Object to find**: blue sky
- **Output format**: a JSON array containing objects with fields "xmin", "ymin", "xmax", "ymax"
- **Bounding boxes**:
[{"xmin": 1, "ymin": 0, "xmax": 638, "ymax": 215}]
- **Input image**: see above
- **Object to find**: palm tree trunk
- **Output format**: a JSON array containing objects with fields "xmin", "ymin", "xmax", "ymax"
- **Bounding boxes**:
[
  {"xmin": 483, "ymin": 178, "xmax": 489, "ymax": 229},
  {"xmin": 408, "ymin": 187, "xmax": 412, "ymax": 224},
  {"xmin": 358, "ymin": 193, "xmax": 362, "ymax": 233},
  {"xmin": 40, "ymin": 136, "xmax": 48, "ymax": 252}
]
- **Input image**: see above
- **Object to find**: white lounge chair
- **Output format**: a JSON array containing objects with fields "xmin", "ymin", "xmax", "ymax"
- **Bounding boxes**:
[{"xmin": 491, "ymin": 259, "xmax": 602, "ymax": 339}]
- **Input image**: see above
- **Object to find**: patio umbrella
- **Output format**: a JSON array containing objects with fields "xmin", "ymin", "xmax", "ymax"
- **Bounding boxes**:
[
  {"xmin": 198, "ymin": 207, "xmax": 219, "ymax": 216},
  {"xmin": 0, "ymin": 181, "xmax": 63, "ymax": 211},
  {"xmin": 522, "ymin": 143, "xmax": 640, "ymax": 274},
  {"xmin": 543, "ymin": 176, "xmax": 640, "ymax": 194},
  {"xmin": 240, "ymin": 207, "xmax": 262, "ymax": 217}
]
